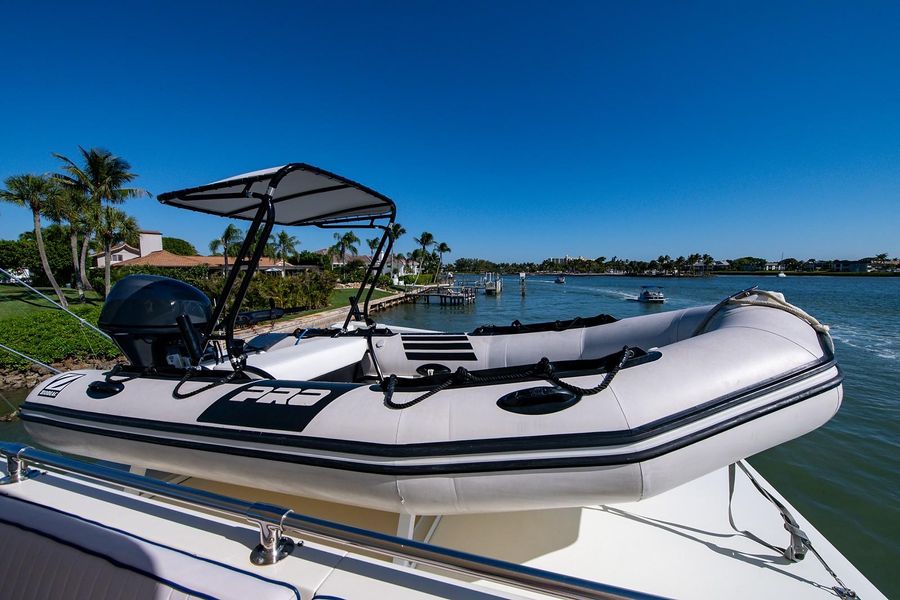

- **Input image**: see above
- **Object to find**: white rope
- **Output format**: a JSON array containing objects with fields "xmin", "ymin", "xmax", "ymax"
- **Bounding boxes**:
[
  {"xmin": 727, "ymin": 290, "xmax": 830, "ymax": 335},
  {"xmin": 693, "ymin": 288, "xmax": 835, "ymax": 355}
]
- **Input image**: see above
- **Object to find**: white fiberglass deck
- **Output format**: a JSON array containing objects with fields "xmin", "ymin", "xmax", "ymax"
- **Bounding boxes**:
[
  {"xmin": 0, "ymin": 454, "xmax": 884, "ymax": 599},
  {"xmin": 430, "ymin": 464, "xmax": 884, "ymax": 599}
]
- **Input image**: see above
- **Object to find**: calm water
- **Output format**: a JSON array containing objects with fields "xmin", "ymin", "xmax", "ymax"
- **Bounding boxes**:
[
  {"xmin": 2, "ymin": 274, "xmax": 897, "ymax": 594},
  {"xmin": 385, "ymin": 274, "xmax": 900, "ymax": 595}
]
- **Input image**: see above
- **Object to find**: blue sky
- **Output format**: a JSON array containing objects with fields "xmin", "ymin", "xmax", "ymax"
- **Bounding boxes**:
[{"xmin": 1, "ymin": 1, "xmax": 898, "ymax": 262}]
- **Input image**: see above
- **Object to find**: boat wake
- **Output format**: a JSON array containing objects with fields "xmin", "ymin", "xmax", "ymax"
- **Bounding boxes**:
[
  {"xmin": 576, "ymin": 287, "xmax": 636, "ymax": 301},
  {"xmin": 830, "ymin": 324, "xmax": 898, "ymax": 360}
]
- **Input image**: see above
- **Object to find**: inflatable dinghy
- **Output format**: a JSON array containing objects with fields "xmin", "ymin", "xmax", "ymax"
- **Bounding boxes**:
[
  {"xmin": 20, "ymin": 164, "xmax": 843, "ymax": 515},
  {"xmin": 21, "ymin": 286, "xmax": 841, "ymax": 514}
]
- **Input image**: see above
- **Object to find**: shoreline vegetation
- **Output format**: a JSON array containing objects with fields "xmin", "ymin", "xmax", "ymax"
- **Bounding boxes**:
[
  {"xmin": 524, "ymin": 270, "xmax": 900, "ymax": 277},
  {"xmin": 0, "ymin": 284, "xmax": 396, "ymax": 388},
  {"xmin": 2, "ymin": 266, "xmax": 894, "ymax": 388}
]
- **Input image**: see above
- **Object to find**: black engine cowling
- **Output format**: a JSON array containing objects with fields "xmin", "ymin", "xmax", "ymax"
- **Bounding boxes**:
[{"xmin": 98, "ymin": 275, "xmax": 212, "ymax": 369}]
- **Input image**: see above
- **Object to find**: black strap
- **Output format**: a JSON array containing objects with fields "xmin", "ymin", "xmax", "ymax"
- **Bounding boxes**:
[
  {"xmin": 728, "ymin": 462, "xmax": 858, "ymax": 598},
  {"xmin": 728, "ymin": 461, "xmax": 808, "ymax": 561},
  {"xmin": 383, "ymin": 346, "xmax": 632, "ymax": 410}
]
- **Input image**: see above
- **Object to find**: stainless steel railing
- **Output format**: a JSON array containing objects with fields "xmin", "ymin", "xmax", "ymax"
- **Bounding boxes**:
[{"xmin": 0, "ymin": 442, "xmax": 663, "ymax": 600}]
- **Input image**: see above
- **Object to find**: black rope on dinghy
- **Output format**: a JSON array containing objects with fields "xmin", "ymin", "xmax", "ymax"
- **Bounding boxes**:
[
  {"xmin": 172, "ymin": 367, "xmax": 242, "ymax": 399},
  {"xmin": 383, "ymin": 346, "xmax": 632, "ymax": 410},
  {"xmin": 541, "ymin": 347, "xmax": 633, "ymax": 397}
]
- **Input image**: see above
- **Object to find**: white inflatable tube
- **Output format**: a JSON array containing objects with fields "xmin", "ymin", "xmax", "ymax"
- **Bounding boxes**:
[{"xmin": 22, "ymin": 293, "xmax": 841, "ymax": 515}]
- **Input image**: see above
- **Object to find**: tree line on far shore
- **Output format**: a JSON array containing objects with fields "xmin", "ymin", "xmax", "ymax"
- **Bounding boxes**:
[{"xmin": 446, "ymin": 253, "xmax": 898, "ymax": 276}]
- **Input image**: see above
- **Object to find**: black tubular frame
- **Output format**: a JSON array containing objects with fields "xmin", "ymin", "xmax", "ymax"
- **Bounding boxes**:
[
  {"xmin": 340, "ymin": 224, "xmax": 394, "ymax": 329},
  {"xmin": 167, "ymin": 164, "xmax": 397, "ymax": 364}
]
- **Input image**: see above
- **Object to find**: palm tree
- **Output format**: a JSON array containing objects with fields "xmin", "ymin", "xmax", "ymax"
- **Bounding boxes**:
[
  {"xmin": 332, "ymin": 231, "xmax": 360, "ymax": 267},
  {"xmin": 274, "ymin": 230, "xmax": 299, "ymax": 276},
  {"xmin": 220, "ymin": 224, "xmax": 243, "ymax": 267},
  {"xmin": 54, "ymin": 147, "xmax": 148, "ymax": 296},
  {"xmin": 208, "ymin": 239, "xmax": 223, "ymax": 256},
  {"xmin": 45, "ymin": 185, "xmax": 93, "ymax": 302},
  {"xmin": 413, "ymin": 231, "xmax": 435, "ymax": 276},
  {"xmin": 658, "ymin": 255, "xmax": 672, "ymax": 274},
  {"xmin": 78, "ymin": 201, "xmax": 101, "ymax": 292},
  {"xmin": 365, "ymin": 236, "xmax": 381, "ymax": 266},
  {"xmin": 435, "ymin": 241, "xmax": 451, "ymax": 273},
  {"xmin": 413, "ymin": 231, "xmax": 435, "ymax": 258},
  {"xmin": 0, "ymin": 174, "xmax": 69, "ymax": 307},
  {"xmin": 95, "ymin": 207, "xmax": 139, "ymax": 295},
  {"xmin": 388, "ymin": 223, "xmax": 406, "ymax": 276},
  {"xmin": 687, "ymin": 253, "xmax": 700, "ymax": 275}
]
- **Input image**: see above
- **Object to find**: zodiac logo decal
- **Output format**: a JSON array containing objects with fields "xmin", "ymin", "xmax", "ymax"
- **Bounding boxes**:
[{"xmin": 38, "ymin": 373, "xmax": 86, "ymax": 398}]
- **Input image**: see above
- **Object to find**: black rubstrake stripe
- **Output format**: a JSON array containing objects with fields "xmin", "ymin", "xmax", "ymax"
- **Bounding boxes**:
[
  {"xmin": 19, "ymin": 360, "xmax": 838, "ymax": 459},
  {"xmin": 20, "ymin": 373, "xmax": 841, "ymax": 476},
  {"xmin": 404, "ymin": 352, "xmax": 478, "ymax": 361},
  {"xmin": 401, "ymin": 335, "xmax": 469, "ymax": 341},
  {"xmin": 402, "ymin": 342, "xmax": 474, "ymax": 350}
]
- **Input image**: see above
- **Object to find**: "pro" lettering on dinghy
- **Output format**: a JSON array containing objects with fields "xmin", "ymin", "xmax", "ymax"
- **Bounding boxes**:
[{"xmin": 196, "ymin": 381, "xmax": 353, "ymax": 432}]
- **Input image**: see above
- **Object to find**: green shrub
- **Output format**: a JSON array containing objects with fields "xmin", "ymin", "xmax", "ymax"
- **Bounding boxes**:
[
  {"xmin": 0, "ymin": 304, "xmax": 120, "ymax": 368},
  {"xmin": 0, "ymin": 270, "xmax": 339, "ymax": 368},
  {"xmin": 402, "ymin": 273, "xmax": 434, "ymax": 285},
  {"xmin": 195, "ymin": 271, "xmax": 338, "ymax": 313},
  {"xmin": 89, "ymin": 265, "xmax": 211, "ymax": 293}
]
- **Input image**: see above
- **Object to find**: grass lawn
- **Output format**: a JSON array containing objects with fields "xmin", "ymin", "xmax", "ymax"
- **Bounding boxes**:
[
  {"xmin": 0, "ymin": 285, "xmax": 104, "ymax": 321},
  {"xmin": 0, "ymin": 285, "xmax": 394, "ymax": 322},
  {"xmin": 0, "ymin": 284, "xmax": 397, "ymax": 368},
  {"xmin": 287, "ymin": 287, "xmax": 394, "ymax": 319}
]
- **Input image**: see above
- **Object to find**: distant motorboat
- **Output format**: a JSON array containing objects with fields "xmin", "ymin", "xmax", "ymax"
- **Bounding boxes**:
[
  {"xmin": 634, "ymin": 286, "xmax": 666, "ymax": 303},
  {"xmin": 777, "ymin": 272, "xmax": 787, "ymax": 278},
  {"xmin": 555, "ymin": 276, "xmax": 566, "ymax": 284}
]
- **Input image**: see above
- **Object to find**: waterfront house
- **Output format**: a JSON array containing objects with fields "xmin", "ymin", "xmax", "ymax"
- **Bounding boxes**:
[
  {"xmin": 831, "ymin": 259, "xmax": 874, "ymax": 273},
  {"xmin": 112, "ymin": 250, "xmax": 284, "ymax": 272},
  {"xmin": 393, "ymin": 255, "xmax": 420, "ymax": 276},
  {"xmin": 93, "ymin": 230, "xmax": 162, "ymax": 268}
]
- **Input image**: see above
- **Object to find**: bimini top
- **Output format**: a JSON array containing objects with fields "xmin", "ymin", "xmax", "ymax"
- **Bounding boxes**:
[{"xmin": 157, "ymin": 163, "xmax": 395, "ymax": 227}]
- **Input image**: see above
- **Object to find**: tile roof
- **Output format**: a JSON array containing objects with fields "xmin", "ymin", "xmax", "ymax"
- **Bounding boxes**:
[
  {"xmin": 115, "ymin": 251, "xmax": 280, "ymax": 268},
  {"xmin": 90, "ymin": 243, "xmax": 139, "ymax": 257}
]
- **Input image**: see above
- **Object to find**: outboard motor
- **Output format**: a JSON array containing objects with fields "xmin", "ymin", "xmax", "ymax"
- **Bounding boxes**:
[{"xmin": 99, "ymin": 275, "xmax": 212, "ymax": 370}]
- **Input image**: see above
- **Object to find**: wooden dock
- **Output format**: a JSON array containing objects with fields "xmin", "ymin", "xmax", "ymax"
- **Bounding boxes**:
[
  {"xmin": 410, "ymin": 285, "xmax": 476, "ymax": 306},
  {"xmin": 236, "ymin": 291, "xmax": 411, "ymax": 336}
]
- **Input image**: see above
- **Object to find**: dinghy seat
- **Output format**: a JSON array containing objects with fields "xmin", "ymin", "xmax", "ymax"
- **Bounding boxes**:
[
  {"xmin": 244, "ymin": 335, "xmax": 368, "ymax": 381},
  {"xmin": 368, "ymin": 308, "xmax": 711, "ymax": 379}
]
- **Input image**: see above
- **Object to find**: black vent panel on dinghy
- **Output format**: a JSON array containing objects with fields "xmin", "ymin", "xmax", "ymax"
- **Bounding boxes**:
[{"xmin": 400, "ymin": 334, "xmax": 478, "ymax": 361}]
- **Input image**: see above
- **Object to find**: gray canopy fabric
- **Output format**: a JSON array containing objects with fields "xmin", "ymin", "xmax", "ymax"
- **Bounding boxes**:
[{"xmin": 157, "ymin": 163, "xmax": 395, "ymax": 226}]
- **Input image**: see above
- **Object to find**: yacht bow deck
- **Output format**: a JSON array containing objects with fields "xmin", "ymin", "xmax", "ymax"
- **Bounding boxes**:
[{"xmin": 0, "ymin": 449, "xmax": 884, "ymax": 599}]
